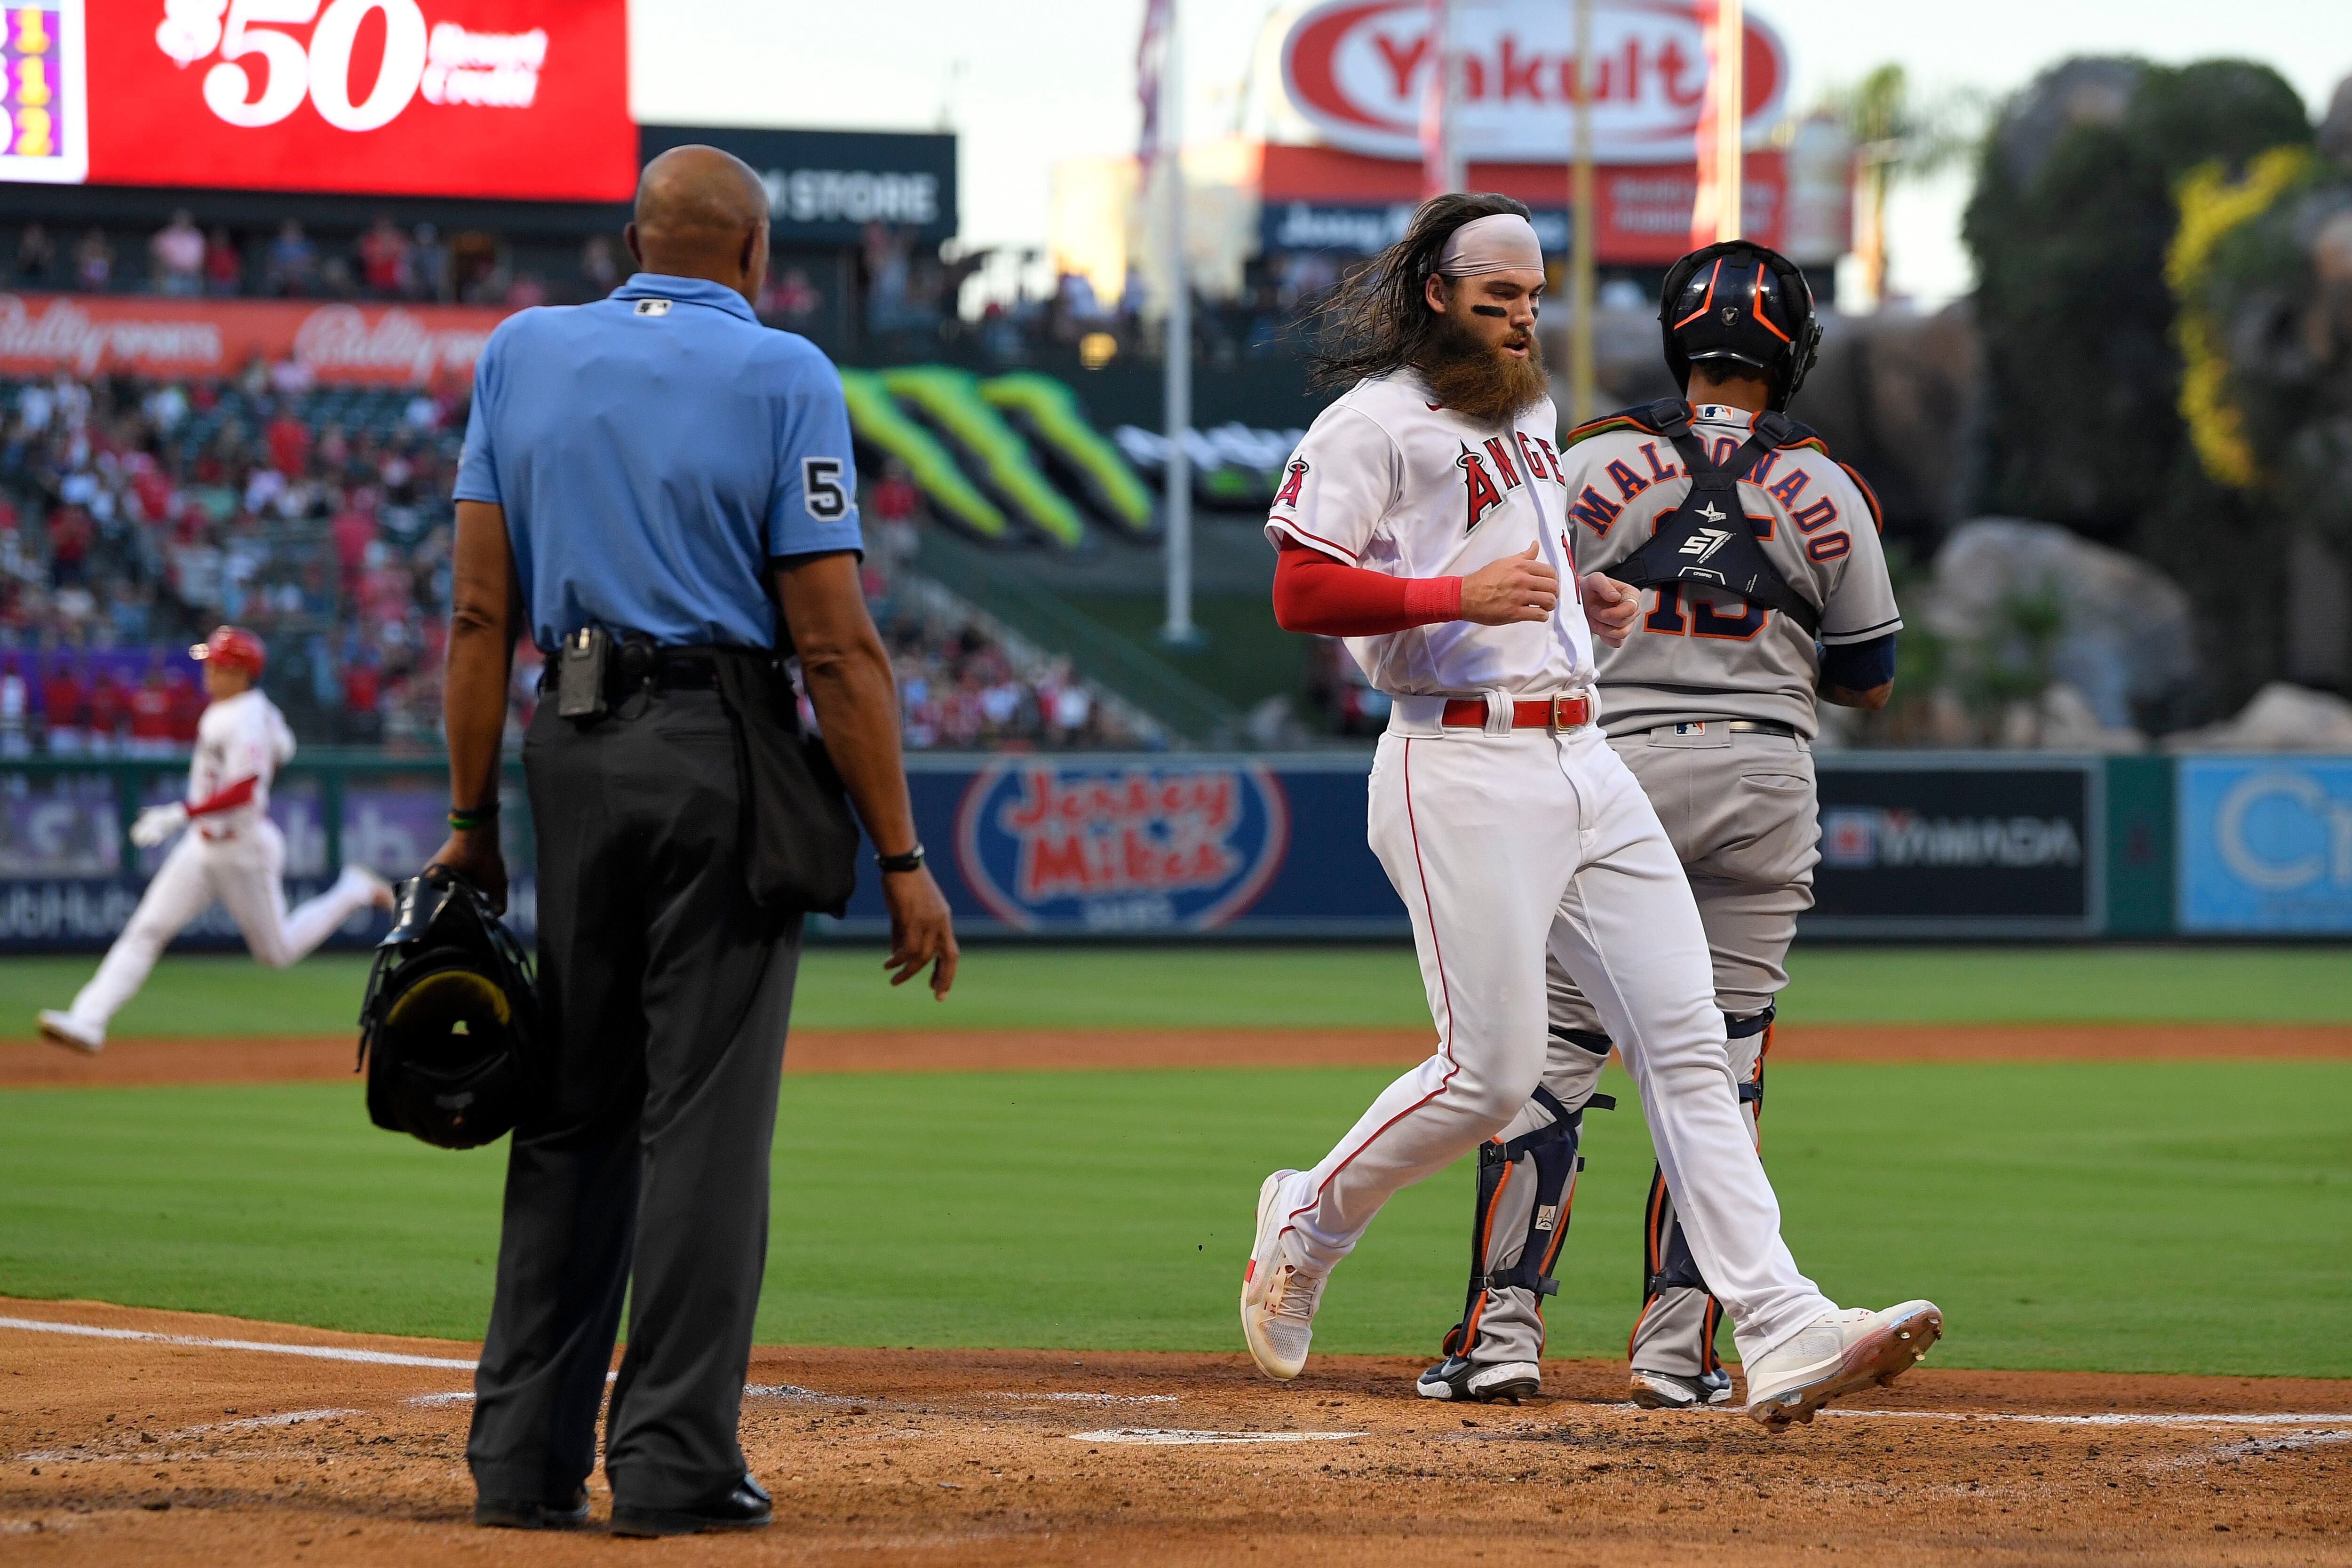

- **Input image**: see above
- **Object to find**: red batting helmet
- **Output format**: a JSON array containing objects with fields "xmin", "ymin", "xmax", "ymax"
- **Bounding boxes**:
[{"xmin": 191, "ymin": 625, "xmax": 266, "ymax": 677}]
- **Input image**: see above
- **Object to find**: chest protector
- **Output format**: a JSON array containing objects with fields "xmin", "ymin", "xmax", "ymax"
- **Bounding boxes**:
[{"xmin": 1599, "ymin": 400, "xmax": 1823, "ymax": 638}]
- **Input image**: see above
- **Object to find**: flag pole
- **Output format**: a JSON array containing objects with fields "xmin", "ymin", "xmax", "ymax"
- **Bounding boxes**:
[
  {"xmin": 1160, "ymin": 0, "xmax": 1196, "ymax": 645},
  {"xmin": 1568, "ymin": 0, "xmax": 1596, "ymax": 426},
  {"xmin": 1715, "ymin": 0, "xmax": 1743, "ymax": 241}
]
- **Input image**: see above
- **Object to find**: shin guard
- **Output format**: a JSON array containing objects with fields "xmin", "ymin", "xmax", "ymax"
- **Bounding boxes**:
[{"xmin": 1437, "ymin": 1075, "xmax": 1613, "ymax": 1369}]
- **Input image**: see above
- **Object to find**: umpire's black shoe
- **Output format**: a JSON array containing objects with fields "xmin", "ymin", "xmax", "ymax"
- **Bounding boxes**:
[
  {"xmin": 610, "ymin": 1476, "xmax": 773, "ymax": 1538},
  {"xmin": 472, "ymin": 1486, "xmax": 590, "ymax": 1530}
]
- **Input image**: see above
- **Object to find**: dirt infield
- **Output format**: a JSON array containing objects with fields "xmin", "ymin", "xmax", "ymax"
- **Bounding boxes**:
[
  {"xmin": 1, "ymin": 1300, "xmax": 2346, "ymax": 1566},
  {"xmin": 3, "ymin": 1022, "xmax": 2349, "ymax": 1088}
]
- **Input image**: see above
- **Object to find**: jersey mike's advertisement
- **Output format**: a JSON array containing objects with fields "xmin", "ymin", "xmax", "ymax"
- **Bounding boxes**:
[
  {"xmin": 1, "ymin": 0, "xmax": 635, "ymax": 199},
  {"xmin": 911, "ymin": 755, "xmax": 1403, "ymax": 938}
]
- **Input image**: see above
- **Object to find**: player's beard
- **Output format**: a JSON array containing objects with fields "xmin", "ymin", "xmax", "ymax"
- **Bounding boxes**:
[{"xmin": 1414, "ymin": 312, "xmax": 1549, "ymax": 425}]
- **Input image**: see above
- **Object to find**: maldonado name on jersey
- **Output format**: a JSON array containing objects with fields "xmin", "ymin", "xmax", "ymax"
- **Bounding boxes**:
[{"xmin": 1560, "ymin": 403, "xmax": 1902, "ymax": 742}]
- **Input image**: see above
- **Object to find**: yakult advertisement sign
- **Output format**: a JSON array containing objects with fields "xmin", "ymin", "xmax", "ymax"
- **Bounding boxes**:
[
  {"xmin": 1282, "ymin": 0, "xmax": 1788, "ymax": 165},
  {"xmin": 0, "ymin": 0, "xmax": 634, "ymax": 199},
  {"xmin": 954, "ymin": 762, "xmax": 1290, "ymax": 934}
]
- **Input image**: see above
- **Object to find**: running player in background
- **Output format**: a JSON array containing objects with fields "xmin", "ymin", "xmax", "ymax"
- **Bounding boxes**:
[
  {"xmin": 36, "ymin": 626, "xmax": 396, "ymax": 1054},
  {"xmin": 1415, "ymin": 240, "xmax": 1905, "ymax": 1409}
]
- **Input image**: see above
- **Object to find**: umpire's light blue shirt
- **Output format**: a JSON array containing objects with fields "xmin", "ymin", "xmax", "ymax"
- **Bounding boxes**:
[{"xmin": 453, "ymin": 272, "xmax": 863, "ymax": 653}]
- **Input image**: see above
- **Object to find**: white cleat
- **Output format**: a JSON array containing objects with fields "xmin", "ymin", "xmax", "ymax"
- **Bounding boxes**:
[
  {"xmin": 1742, "ymin": 1300, "xmax": 1943, "ymax": 1430},
  {"xmin": 37, "ymin": 1010, "xmax": 103, "ymax": 1055},
  {"xmin": 346, "ymin": 866, "xmax": 397, "ymax": 913},
  {"xmin": 1240, "ymin": 1170, "xmax": 1327, "ymax": 1381}
]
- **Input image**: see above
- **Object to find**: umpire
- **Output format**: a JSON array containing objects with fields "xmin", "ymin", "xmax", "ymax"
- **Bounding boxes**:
[{"xmin": 427, "ymin": 145, "xmax": 958, "ymax": 1538}]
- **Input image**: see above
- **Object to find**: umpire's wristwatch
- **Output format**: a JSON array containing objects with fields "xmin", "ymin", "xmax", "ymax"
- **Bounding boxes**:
[{"xmin": 876, "ymin": 843, "xmax": 926, "ymax": 875}]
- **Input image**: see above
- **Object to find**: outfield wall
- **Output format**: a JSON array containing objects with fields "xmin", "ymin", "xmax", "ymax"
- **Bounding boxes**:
[{"xmin": 0, "ymin": 750, "xmax": 2342, "ymax": 949}]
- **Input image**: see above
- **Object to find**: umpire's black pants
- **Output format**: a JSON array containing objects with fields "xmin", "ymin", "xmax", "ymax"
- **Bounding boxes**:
[{"xmin": 468, "ymin": 687, "xmax": 802, "ymax": 1511}]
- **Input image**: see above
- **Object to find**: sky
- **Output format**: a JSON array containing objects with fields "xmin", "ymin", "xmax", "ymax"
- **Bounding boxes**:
[{"xmin": 629, "ymin": 0, "xmax": 2351, "ymax": 307}]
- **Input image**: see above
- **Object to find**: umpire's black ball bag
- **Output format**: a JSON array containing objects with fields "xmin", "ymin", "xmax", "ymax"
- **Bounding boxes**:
[{"xmin": 358, "ymin": 868, "xmax": 536, "ymax": 1150}]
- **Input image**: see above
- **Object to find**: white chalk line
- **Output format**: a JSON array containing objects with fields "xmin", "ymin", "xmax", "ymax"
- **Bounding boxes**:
[
  {"xmin": 1071, "ymin": 1428, "xmax": 1364, "ymax": 1446},
  {"xmin": 744, "ymin": 1384, "xmax": 861, "ymax": 1406},
  {"xmin": 17, "ymin": 1406, "xmax": 359, "ymax": 1462},
  {"xmin": 0, "ymin": 1316, "xmax": 474, "ymax": 1371},
  {"xmin": 1826, "ymin": 1409, "xmax": 2352, "ymax": 1431},
  {"xmin": 989, "ymin": 1392, "xmax": 1178, "ymax": 1406}
]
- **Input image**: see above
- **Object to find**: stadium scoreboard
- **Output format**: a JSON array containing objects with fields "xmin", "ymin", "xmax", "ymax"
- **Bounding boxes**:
[{"xmin": 0, "ymin": 0, "xmax": 634, "ymax": 200}]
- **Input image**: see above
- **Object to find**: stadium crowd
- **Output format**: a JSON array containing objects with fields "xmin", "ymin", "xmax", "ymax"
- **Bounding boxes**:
[{"xmin": 0, "ymin": 368, "xmax": 1135, "ymax": 756}]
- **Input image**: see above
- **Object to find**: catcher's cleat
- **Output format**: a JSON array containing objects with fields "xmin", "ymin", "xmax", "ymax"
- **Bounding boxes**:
[
  {"xmin": 1417, "ymin": 1356, "xmax": 1541, "ymax": 1403},
  {"xmin": 1742, "ymin": 1300, "xmax": 1942, "ymax": 1430},
  {"xmin": 37, "ymin": 1010, "xmax": 103, "ymax": 1054},
  {"xmin": 1628, "ymin": 1366, "xmax": 1734, "ymax": 1409},
  {"xmin": 1241, "ymin": 1169, "xmax": 1327, "ymax": 1380}
]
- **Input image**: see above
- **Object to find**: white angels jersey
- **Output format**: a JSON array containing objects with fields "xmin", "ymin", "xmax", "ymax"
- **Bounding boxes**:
[
  {"xmin": 189, "ymin": 687, "xmax": 297, "ymax": 833},
  {"xmin": 1562, "ymin": 403, "xmax": 1901, "ymax": 740},
  {"xmin": 1263, "ymin": 368, "xmax": 1595, "ymax": 699}
]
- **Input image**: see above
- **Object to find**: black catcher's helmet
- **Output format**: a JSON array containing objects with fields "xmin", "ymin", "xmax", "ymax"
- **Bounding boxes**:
[
  {"xmin": 1659, "ymin": 240, "xmax": 1822, "ymax": 411},
  {"xmin": 357, "ymin": 868, "xmax": 535, "ymax": 1150}
]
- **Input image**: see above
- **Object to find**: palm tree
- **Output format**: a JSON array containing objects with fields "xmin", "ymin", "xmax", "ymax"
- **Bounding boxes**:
[{"xmin": 1828, "ymin": 64, "xmax": 1981, "ymax": 307}]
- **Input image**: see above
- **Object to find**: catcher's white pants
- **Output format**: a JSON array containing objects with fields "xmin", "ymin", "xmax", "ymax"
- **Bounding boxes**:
[
  {"xmin": 1275, "ymin": 714, "xmax": 1835, "ymax": 1365},
  {"xmin": 64, "ymin": 821, "xmax": 381, "ymax": 1032}
]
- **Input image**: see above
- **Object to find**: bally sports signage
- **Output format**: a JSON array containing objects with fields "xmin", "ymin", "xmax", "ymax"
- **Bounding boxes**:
[
  {"xmin": 954, "ymin": 762, "xmax": 1290, "ymax": 934},
  {"xmin": 0, "ymin": 0, "xmax": 634, "ymax": 199},
  {"xmin": 0, "ymin": 291, "xmax": 511, "ymax": 384},
  {"xmin": 1281, "ymin": 0, "xmax": 1788, "ymax": 165}
]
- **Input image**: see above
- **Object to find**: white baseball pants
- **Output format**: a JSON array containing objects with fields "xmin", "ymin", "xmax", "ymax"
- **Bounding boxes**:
[
  {"xmin": 1275, "ymin": 714, "xmax": 1835, "ymax": 1365},
  {"xmin": 63, "ymin": 821, "xmax": 382, "ymax": 1033}
]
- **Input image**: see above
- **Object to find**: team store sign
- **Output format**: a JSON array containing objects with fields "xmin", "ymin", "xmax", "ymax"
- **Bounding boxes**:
[{"xmin": 0, "ymin": 0, "xmax": 633, "ymax": 199}]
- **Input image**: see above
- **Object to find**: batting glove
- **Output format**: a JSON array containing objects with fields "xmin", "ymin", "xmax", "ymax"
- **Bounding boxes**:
[{"xmin": 130, "ymin": 802, "xmax": 190, "ymax": 849}]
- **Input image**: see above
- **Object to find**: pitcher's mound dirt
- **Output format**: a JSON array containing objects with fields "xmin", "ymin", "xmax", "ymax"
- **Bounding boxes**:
[
  {"xmin": 2, "ymin": 1299, "xmax": 2346, "ymax": 1566},
  {"xmin": 4, "ymin": 1023, "xmax": 2348, "ymax": 1088}
]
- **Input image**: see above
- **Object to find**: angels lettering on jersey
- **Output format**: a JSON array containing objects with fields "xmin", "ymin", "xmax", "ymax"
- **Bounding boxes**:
[
  {"xmin": 1459, "ymin": 430, "xmax": 1568, "ymax": 532},
  {"xmin": 1264, "ymin": 368, "xmax": 1593, "ymax": 700}
]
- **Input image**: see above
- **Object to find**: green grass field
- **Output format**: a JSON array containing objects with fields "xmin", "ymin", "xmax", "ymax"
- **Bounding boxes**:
[
  {"xmin": 1, "ymin": 946, "xmax": 2346, "ymax": 1377},
  {"xmin": 0, "ymin": 944, "xmax": 2345, "ymax": 1041}
]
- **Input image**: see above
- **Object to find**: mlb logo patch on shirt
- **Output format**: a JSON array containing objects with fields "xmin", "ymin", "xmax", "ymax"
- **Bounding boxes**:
[{"xmin": 634, "ymin": 299, "xmax": 673, "ymax": 317}]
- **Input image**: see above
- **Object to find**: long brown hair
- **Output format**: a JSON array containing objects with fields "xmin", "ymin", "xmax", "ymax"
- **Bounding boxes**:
[{"xmin": 1305, "ymin": 191, "xmax": 1535, "ymax": 390}]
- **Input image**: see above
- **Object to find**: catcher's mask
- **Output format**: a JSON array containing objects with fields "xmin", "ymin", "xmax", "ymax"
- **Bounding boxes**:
[
  {"xmin": 358, "ymin": 868, "xmax": 535, "ymax": 1150},
  {"xmin": 1658, "ymin": 240, "xmax": 1821, "ymax": 412}
]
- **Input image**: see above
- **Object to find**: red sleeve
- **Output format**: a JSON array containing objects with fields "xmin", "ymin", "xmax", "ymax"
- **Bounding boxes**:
[
  {"xmin": 186, "ymin": 775, "xmax": 258, "ymax": 820},
  {"xmin": 1271, "ymin": 539, "xmax": 1462, "ymax": 637}
]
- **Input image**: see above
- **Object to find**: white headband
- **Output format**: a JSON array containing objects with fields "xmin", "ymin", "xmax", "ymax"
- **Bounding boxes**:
[{"xmin": 1435, "ymin": 213, "xmax": 1545, "ymax": 277}]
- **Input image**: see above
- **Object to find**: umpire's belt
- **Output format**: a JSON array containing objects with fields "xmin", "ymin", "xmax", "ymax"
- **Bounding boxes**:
[{"xmin": 536, "ymin": 644, "xmax": 725, "ymax": 701}]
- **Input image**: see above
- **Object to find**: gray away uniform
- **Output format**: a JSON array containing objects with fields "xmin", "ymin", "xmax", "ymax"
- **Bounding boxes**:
[{"xmin": 1445, "ymin": 403, "xmax": 1901, "ymax": 1381}]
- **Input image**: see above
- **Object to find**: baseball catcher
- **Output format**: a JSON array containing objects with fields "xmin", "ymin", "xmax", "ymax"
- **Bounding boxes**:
[
  {"xmin": 37, "ymin": 626, "xmax": 395, "ymax": 1053},
  {"xmin": 1414, "ymin": 241, "xmax": 1907, "ymax": 1409}
]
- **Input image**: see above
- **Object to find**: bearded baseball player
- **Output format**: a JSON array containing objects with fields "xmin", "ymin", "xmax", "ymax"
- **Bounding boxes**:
[
  {"xmin": 1245, "ymin": 195, "xmax": 1940, "ymax": 1429},
  {"xmin": 37, "ymin": 626, "xmax": 395, "ymax": 1054},
  {"xmin": 1411, "ymin": 239, "xmax": 1908, "ymax": 1412}
]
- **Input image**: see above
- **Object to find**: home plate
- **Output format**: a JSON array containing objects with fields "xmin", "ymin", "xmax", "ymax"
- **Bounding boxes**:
[{"xmin": 1071, "ymin": 1428, "xmax": 1365, "ymax": 1446}]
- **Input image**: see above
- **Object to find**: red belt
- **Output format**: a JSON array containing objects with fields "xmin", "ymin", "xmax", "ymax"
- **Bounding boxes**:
[{"xmin": 1439, "ymin": 694, "xmax": 1592, "ymax": 732}]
